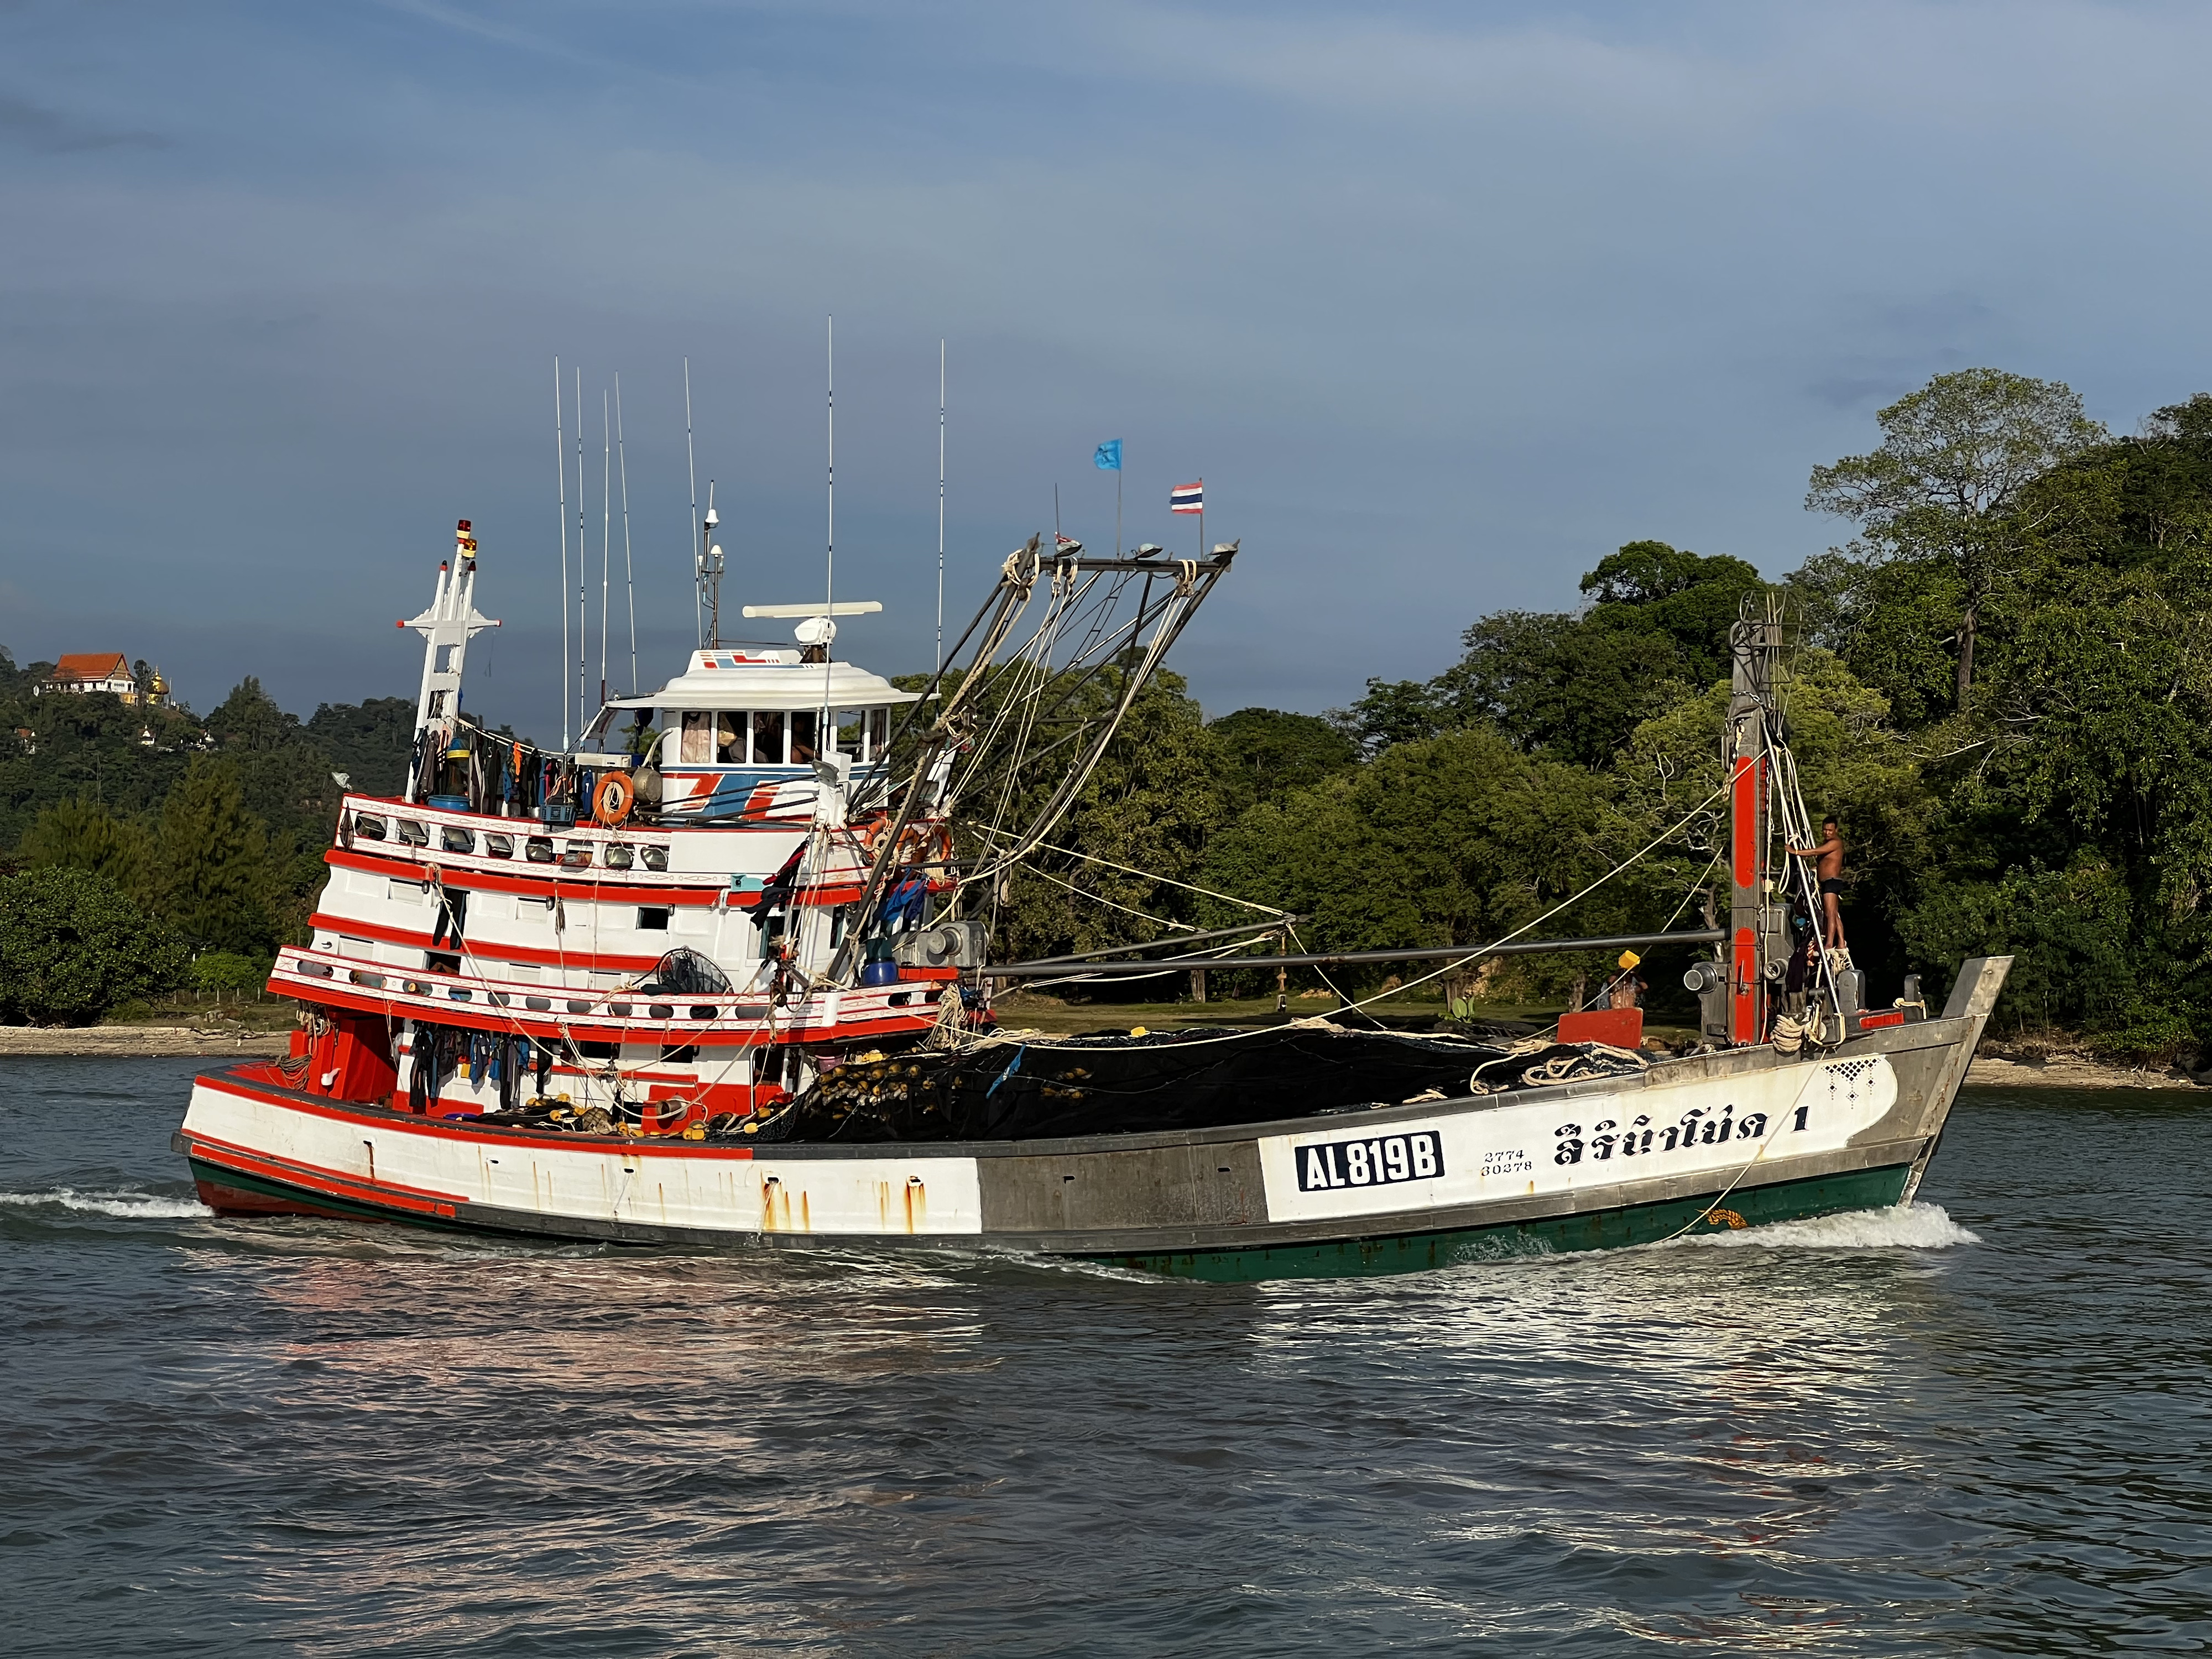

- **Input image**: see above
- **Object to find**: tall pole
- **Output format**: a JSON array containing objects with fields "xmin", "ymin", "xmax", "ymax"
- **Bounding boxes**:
[
  {"xmin": 573, "ymin": 367, "xmax": 586, "ymax": 747},
  {"xmin": 823, "ymin": 316, "xmax": 835, "ymax": 730},
  {"xmin": 1115, "ymin": 448, "xmax": 1123, "ymax": 560},
  {"xmin": 616, "ymin": 373, "xmax": 637, "ymax": 695},
  {"xmin": 599, "ymin": 389, "xmax": 611, "ymax": 713},
  {"xmin": 554, "ymin": 358, "xmax": 570, "ymax": 749},
  {"xmin": 685, "ymin": 357, "xmax": 701, "ymax": 651},
  {"xmin": 937, "ymin": 337, "xmax": 946, "ymax": 679}
]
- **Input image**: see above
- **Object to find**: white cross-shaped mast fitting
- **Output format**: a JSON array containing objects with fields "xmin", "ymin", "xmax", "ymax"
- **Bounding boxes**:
[{"xmin": 403, "ymin": 520, "xmax": 500, "ymax": 793}]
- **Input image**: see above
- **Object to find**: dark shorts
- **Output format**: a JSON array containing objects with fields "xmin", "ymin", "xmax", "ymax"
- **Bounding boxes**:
[{"xmin": 1819, "ymin": 877, "xmax": 1843, "ymax": 896}]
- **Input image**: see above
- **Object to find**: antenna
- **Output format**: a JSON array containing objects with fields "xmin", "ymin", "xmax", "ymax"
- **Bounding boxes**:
[
  {"xmin": 573, "ymin": 366, "xmax": 586, "ymax": 748},
  {"xmin": 554, "ymin": 357, "xmax": 570, "ymax": 749},
  {"xmin": 937, "ymin": 337, "xmax": 946, "ymax": 679},
  {"xmin": 823, "ymin": 316, "xmax": 835, "ymax": 724},
  {"xmin": 616, "ymin": 373, "xmax": 636, "ymax": 693},
  {"xmin": 599, "ymin": 388, "xmax": 611, "ymax": 712},
  {"xmin": 685, "ymin": 357, "xmax": 701, "ymax": 650},
  {"xmin": 703, "ymin": 482, "xmax": 722, "ymax": 645}
]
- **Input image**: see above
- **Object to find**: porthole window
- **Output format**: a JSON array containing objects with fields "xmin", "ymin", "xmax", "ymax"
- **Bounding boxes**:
[
  {"xmin": 353, "ymin": 813, "xmax": 387, "ymax": 841},
  {"xmin": 525, "ymin": 837, "xmax": 555, "ymax": 864},
  {"xmin": 395, "ymin": 818, "xmax": 429, "ymax": 847},
  {"xmin": 562, "ymin": 842, "xmax": 594, "ymax": 869},
  {"xmin": 604, "ymin": 843, "xmax": 634, "ymax": 870},
  {"xmin": 440, "ymin": 825, "xmax": 474, "ymax": 854},
  {"xmin": 483, "ymin": 833, "xmax": 513, "ymax": 859},
  {"xmin": 640, "ymin": 845, "xmax": 669, "ymax": 873}
]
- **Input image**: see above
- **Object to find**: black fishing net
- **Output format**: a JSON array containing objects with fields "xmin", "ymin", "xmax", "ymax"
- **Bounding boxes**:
[{"xmin": 753, "ymin": 1025, "xmax": 1519, "ymax": 1144}]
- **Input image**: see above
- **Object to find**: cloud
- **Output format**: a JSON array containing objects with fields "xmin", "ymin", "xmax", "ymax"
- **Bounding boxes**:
[
  {"xmin": 6, "ymin": 2, "xmax": 2212, "ymax": 722},
  {"xmin": 0, "ymin": 91, "xmax": 164, "ymax": 155}
]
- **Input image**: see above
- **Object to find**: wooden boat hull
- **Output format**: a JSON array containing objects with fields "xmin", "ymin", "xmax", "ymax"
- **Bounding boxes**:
[{"xmin": 176, "ymin": 958, "xmax": 2005, "ymax": 1282}]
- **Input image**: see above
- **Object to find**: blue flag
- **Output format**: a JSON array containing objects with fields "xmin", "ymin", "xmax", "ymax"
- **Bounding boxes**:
[{"xmin": 1093, "ymin": 439, "xmax": 1122, "ymax": 471}]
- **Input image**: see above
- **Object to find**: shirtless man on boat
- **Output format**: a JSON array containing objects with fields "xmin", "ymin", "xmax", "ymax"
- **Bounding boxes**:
[{"xmin": 1790, "ymin": 817, "xmax": 1847, "ymax": 952}]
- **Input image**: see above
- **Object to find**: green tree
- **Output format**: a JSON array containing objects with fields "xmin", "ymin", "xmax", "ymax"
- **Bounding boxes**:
[
  {"xmin": 1208, "ymin": 707, "xmax": 1359, "ymax": 814},
  {"xmin": 1201, "ymin": 726, "xmax": 1615, "ymax": 969},
  {"xmin": 155, "ymin": 756, "xmax": 273, "ymax": 952},
  {"xmin": 1576, "ymin": 540, "xmax": 1765, "ymax": 684},
  {"xmin": 307, "ymin": 695, "xmax": 418, "ymax": 796},
  {"xmin": 988, "ymin": 672, "xmax": 1231, "ymax": 965},
  {"xmin": 1430, "ymin": 610, "xmax": 1686, "ymax": 767},
  {"xmin": 1334, "ymin": 541, "xmax": 1764, "ymax": 768},
  {"xmin": 1327, "ymin": 677, "xmax": 1449, "ymax": 758},
  {"xmin": 1806, "ymin": 368, "xmax": 2106, "ymax": 712},
  {"xmin": 17, "ymin": 796, "xmax": 156, "ymax": 896},
  {"xmin": 0, "ymin": 867, "xmax": 189, "ymax": 1025}
]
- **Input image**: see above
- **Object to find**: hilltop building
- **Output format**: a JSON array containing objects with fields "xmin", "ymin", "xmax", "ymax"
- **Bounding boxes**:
[{"xmin": 36, "ymin": 653, "xmax": 169, "ymax": 706}]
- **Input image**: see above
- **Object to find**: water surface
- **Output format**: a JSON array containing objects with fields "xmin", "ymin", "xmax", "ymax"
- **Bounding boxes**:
[{"xmin": 2, "ymin": 1058, "xmax": 2205, "ymax": 1655}]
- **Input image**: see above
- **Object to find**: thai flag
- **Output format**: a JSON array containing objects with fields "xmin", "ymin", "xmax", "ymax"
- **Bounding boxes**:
[{"xmin": 1170, "ymin": 481, "xmax": 1203, "ymax": 515}]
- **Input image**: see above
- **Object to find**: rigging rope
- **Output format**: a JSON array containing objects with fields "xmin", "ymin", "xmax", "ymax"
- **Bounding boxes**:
[{"xmin": 1037, "ymin": 777, "xmax": 1735, "ymax": 1053}]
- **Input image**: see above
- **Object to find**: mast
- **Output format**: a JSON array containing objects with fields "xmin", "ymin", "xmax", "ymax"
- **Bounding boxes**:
[
  {"xmin": 404, "ymin": 521, "xmax": 500, "ymax": 794},
  {"xmin": 573, "ymin": 366, "xmax": 586, "ymax": 749},
  {"xmin": 937, "ymin": 338, "xmax": 946, "ymax": 679},
  {"xmin": 599, "ymin": 389, "xmax": 611, "ymax": 712},
  {"xmin": 616, "ymin": 373, "xmax": 637, "ymax": 693},
  {"xmin": 1725, "ymin": 602, "xmax": 1781, "ymax": 1045},
  {"xmin": 685, "ymin": 357, "xmax": 701, "ymax": 650},
  {"xmin": 822, "ymin": 316, "xmax": 836, "ymax": 731},
  {"xmin": 554, "ymin": 358, "xmax": 570, "ymax": 749}
]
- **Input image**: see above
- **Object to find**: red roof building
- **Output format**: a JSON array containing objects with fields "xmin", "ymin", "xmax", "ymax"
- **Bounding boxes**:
[{"xmin": 36, "ymin": 653, "xmax": 166, "ymax": 704}]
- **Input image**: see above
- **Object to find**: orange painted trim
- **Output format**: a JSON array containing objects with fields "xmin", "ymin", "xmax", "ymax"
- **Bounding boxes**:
[
  {"xmin": 325, "ymin": 846, "xmax": 733, "ymax": 906},
  {"xmin": 307, "ymin": 912, "xmax": 666, "ymax": 973}
]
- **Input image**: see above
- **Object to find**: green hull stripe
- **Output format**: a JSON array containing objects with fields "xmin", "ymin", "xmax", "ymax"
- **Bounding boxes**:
[{"xmin": 1090, "ymin": 1164, "xmax": 1914, "ymax": 1282}]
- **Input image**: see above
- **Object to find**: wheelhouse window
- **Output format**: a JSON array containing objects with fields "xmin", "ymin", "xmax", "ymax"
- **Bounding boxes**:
[
  {"xmin": 751, "ymin": 710, "xmax": 784, "ymax": 765},
  {"xmin": 789, "ymin": 711, "xmax": 819, "ymax": 766},
  {"xmin": 679, "ymin": 711, "xmax": 713, "ymax": 765},
  {"xmin": 867, "ymin": 707, "xmax": 890, "ymax": 760}
]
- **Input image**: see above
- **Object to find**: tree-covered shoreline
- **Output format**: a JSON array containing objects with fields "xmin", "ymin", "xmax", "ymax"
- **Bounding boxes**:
[{"xmin": 7, "ymin": 368, "xmax": 2205, "ymax": 1056}]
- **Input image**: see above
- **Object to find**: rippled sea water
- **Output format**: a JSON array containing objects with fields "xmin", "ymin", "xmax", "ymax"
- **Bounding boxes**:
[{"xmin": 3, "ymin": 1058, "xmax": 2207, "ymax": 1656}]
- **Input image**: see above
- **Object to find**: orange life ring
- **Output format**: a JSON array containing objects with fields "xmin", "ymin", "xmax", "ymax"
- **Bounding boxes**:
[
  {"xmin": 593, "ymin": 771, "xmax": 635, "ymax": 827},
  {"xmin": 898, "ymin": 821, "xmax": 954, "ymax": 867}
]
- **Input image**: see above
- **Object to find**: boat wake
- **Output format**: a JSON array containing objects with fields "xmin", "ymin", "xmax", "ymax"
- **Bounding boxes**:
[
  {"xmin": 1668, "ymin": 1202, "xmax": 1978, "ymax": 1252},
  {"xmin": 0, "ymin": 1186, "xmax": 213, "ymax": 1220}
]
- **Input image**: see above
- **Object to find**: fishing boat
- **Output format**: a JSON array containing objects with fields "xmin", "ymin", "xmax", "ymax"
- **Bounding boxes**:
[{"xmin": 176, "ymin": 517, "xmax": 2006, "ymax": 1280}]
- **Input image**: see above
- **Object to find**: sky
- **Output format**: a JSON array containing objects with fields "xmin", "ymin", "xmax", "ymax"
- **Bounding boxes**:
[{"xmin": 6, "ymin": 0, "xmax": 2212, "ymax": 736}]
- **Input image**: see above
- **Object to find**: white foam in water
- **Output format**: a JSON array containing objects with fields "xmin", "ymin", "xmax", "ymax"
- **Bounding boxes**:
[
  {"xmin": 1668, "ymin": 1201, "xmax": 1978, "ymax": 1251},
  {"xmin": 0, "ymin": 1187, "xmax": 213, "ymax": 1220}
]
